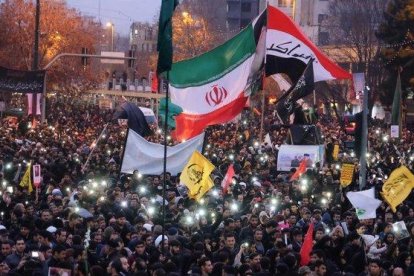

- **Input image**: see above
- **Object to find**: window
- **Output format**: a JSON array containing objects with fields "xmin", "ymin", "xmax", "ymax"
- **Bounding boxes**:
[
  {"xmin": 278, "ymin": 0, "xmax": 293, "ymax": 7},
  {"xmin": 241, "ymin": 3, "xmax": 251, "ymax": 12},
  {"xmin": 318, "ymin": 14, "xmax": 327, "ymax": 24},
  {"xmin": 318, "ymin": 32, "xmax": 329, "ymax": 46}
]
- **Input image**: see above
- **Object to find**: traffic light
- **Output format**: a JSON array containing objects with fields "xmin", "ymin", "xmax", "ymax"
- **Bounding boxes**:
[
  {"xmin": 128, "ymin": 50, "xmax": 136, "ymax": 68},
  {"xmin": 343, "ymin": 113, "xmax": 363, "ymax": 158},
  {"xmin": 81, "ymin": 48, "xmax": 89, "ymax": 66},
  {"xmin": 343, "ymin": 114, "xmax": 356, "ymax": 135}
]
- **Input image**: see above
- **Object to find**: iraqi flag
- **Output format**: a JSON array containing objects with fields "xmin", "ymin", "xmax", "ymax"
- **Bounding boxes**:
[
  {"xmin": 169, "ymin": 11, "xmax": 266, "ymax": 141},
  {"xmin": 266, "ymin": 5, "xmax": 351, "ymax": 83}
]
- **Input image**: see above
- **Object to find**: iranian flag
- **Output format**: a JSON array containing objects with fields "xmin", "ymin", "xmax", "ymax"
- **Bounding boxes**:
[
  {"xmin": 169, "ymin": 11, "xmax": 266, "ymax": 141},
  {"xmin": 266, "ymin": 5, "xmax": 351, "ymax": 83}
]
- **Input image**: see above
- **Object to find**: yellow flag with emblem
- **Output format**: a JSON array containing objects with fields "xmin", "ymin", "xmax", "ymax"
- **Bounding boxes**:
[
  {"xmin": 19, "ymin": 164, "xmax": 33, "ymax": 193},
  {"xmin": 180, "ymin": 151, "xmax": 215, "ymax": 200},
  {"xmin": 189, "ymin": 177, "xmax": 214, "ymax": 201},
  {"xmin": 381, "ymin": 166, "xmax": 414, "ymax": 212}
]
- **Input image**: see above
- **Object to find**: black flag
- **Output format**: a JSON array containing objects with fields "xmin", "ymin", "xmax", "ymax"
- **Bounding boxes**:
[
  {"xmin": 113, "ymin": 102, "xmax": 153, "ymax": 137},
  {"xmin": 276, "ymin": 60, "xmax": 315, "ymax": 124}
]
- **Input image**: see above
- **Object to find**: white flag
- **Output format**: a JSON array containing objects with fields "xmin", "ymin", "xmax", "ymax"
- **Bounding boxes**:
[
  {"xmin": 121, "ymin": 129, "xmax": 205, "ymax": 175},
  {"xmin": 346, "ymin": 188, "xmax": 381, "ymax": 220}
]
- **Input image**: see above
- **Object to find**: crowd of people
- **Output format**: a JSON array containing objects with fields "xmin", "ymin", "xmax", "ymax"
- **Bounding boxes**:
[{"xmin": 0, "ymin": 95, "xmax": 413, "ymax": 276}]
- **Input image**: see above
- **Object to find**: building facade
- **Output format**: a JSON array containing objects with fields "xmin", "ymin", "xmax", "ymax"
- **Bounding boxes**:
[
  {"xmin": 265, "ymin": 0, "xmax": 330, "ymax": 46},
  {"xmin": 129, "ymin": 22, "xmax": 158, "ymax": 53},
  {"xmin": 226, "ymin": 0, "xmax": 261, "ymax": 31}
]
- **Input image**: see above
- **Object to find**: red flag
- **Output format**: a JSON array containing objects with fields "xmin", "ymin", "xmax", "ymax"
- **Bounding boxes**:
[
  {"xmin": 151, "ymin": 73, "xmax": 159, "ymax": 93},
  {"xmin": 266, "ymin": 5, "xmax": 352, "ymax": 83},
  {"xmin": 221, "ymin": 164, "xmax": 235, "ymax": 194},
  {"xmin": 253, "ymin": 107, "xmax": 261, "ymax": 116},
  {"xmin": 290, "ymin": 159, "xmax": 307, "ymax": 181},
  {"xmin": 172, "ymin": 96, "xmax": 248, "ymax": 141},
  {"xmin": 300, "ymin": 222, "xmax": 314, "ymax": 266}
]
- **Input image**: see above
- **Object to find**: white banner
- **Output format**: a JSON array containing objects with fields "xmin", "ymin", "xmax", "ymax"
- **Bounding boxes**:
[
  {"xmin": 100, "ymin": 51, "xmax": 125, "ymax": 64},
  {"xmin": 121, "ymin": 130, "xmax": 205, "ymax": 175},
  {"xmin": 391, "ymin": 125, "xmax": 399, "ymax": 138},
  {"xmin": 277, "ymin": 144, "xmax": 324, "ymax": 171}
]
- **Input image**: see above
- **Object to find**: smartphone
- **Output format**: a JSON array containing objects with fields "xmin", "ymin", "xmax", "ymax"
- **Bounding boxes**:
[{"xmin": 31, "ymin": 251, "xmax": 39, "ymax": 258}]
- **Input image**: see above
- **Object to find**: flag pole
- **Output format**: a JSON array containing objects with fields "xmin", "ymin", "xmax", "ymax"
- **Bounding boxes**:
[
  {"xmin": 82, "ymin": 123, "xmax": 108, "ymax": 173},
  {"xmin": 117, "ymin": 127, "xmax": 129, "ymax": 181},
  {"xmin": 358, "ymin": 86, "xmax": 368, "ymax": 190},
  {"xmin": 259, "ymin": 90, "xmax": 265, "ymax": 143},
  {"xmin": 161, "ymin": 71, "xmax": 169, "ymax": 255}
]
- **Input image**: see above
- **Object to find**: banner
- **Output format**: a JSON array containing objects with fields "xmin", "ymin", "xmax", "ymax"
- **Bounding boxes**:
[
  {"xmin": 27, "ymin": 93, "xmax": 41, "ymax": 115},
  {"xmin": 277, "ymin": 145, "xmax": 324, "ymax": 171},
  {"xmin": 0, "ymin": 66, "xmax": 45, "ymax": 94},
  {"xmin": 391, "ymin": 125, "xmax": 399, "ymax": 138},
  {"xmin": 332, "ymin": 144, "xmax": 339, "ymax": 161},
  {"xmin": 381, "ymin": 166, "xmax": 414, "ymax": 212},
  {"xmin": 340, "ymin": 163, "xmax": 355, "ymax": 187},
  {"xmin": 392, "ymin": 221, "xmax": 409, "ymax": 240},
  {"xmin": 121, "ymin": 130, "xmax": 205, "ymax": 175},
  {"xmin": 32, "ymin": 164, "xmax": 41, "ymax": 188}
]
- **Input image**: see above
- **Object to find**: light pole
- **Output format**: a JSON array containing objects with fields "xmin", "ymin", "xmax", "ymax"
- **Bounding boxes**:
[
  {"xmin": 106, "ymin": 22, "xmax": 114, "ymax": 51},
  {"xmin": 33, "ymin": 0, "xmax": 40, "ymax": 120}
]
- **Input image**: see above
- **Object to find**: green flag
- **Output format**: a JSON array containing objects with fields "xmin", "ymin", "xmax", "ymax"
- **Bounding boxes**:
[
  {"xmin": 159, "ymin": 97, "xmax": 183, "ymax": 128},
  {"xmin": 157, "ymin": 0, "xmax": 179, "ymax": 74},
  {"xmin": 391, "ymin": 72, "xmax": 402, "ymax": 131}
]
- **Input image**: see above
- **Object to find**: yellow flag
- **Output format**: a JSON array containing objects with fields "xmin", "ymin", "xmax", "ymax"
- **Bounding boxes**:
[
  {"xmin": 340, "ymin": 163, "xmax": 355, "ymax": 188},
  {"xmin": 189, "ymin": 177, "xmax": 214, "ymax": 201},
  {"xmin": 333, "ymin": 144, "xmax": 340, "ymax": 161},
  {"xmin": 19, "ymin": 165, "xmax": 33, "ymax": 193},
  {"xmin": 381, "ymin": 166, "xmax": 414, "ymax": 212},
  {"xmin": 180, "ymin": 151, "xmax": 215, "ymax": 197}
]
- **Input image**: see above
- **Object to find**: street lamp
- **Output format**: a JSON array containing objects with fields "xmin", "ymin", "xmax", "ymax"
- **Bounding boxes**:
[
  {"xmin": 181, "ymin": 11, "xmax": 193, "ymax": 24},
  {"xmin": 106, "ymin": 22, "xmax": 114, "ymax": 51}
]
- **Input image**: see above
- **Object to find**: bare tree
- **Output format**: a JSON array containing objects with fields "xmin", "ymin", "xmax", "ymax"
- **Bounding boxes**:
[
  {"xmin": 172, "ymin": 0, "xmax": 228, "ymax": 61},
  {"xmin": 324, "ymin": 0, "xmax": 388, "ymax": 104}
]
